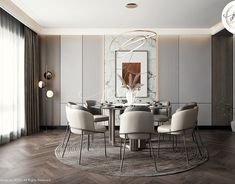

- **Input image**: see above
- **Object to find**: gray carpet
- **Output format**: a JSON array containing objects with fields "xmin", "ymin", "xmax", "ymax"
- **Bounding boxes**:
[{"xmin": 55, "ymin": 134, "xmax": 208, "ymax": 176}]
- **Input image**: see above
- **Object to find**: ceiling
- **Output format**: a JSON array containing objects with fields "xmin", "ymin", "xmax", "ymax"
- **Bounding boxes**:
[{"xmin": 10, "ymin": 0, "xmax": 231, "ymax": 29}]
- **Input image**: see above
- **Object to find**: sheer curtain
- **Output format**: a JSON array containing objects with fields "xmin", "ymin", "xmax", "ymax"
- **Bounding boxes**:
[{"xmin": 0, "ymin": 9, "xmax": 25, "ymax": 144}]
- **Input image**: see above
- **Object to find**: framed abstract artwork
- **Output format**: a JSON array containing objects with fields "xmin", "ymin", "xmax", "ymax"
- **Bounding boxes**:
[{"xmin": 115, "ymin": 50, "xmax": 148, "ymax": 97}]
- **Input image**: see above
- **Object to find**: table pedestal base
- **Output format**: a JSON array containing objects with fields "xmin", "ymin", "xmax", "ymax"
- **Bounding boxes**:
[{"xmin": 129, "ymin": 139, "xmax": 146, "ymax": 151}]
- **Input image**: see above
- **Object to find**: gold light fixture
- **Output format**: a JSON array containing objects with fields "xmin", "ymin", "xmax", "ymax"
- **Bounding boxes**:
[{"xmin": 126, "ymin": 3, "xmax": 138, "ymax": 9}]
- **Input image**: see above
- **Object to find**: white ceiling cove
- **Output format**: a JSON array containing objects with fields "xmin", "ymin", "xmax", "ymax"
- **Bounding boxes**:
[{"xmin": 10, "ymin": 0, "xmax": 231, "ymax": 29}]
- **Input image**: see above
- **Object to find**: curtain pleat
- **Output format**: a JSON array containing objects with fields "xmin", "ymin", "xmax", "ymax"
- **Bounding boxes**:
[
  {"xmin": 24, "ymin": 27, "xmax": 40, "ymax": 135},
  {"xmin": 0, "ymin": 8, "xmax": 40, "ymax": 141},
  {"xmin": 0, "ymin": 8, "xmax": 25, "ymax": 144}
]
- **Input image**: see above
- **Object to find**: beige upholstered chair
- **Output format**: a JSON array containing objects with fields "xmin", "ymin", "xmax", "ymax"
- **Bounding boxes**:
[
  {"xmin": 85, "ymin": 100, "xmax": 101, "ymax": 115},
  {"xmin": 62, "ymin": 101, "xmax": 109, "ymax": 147},
  {"xmin": 85, "ymin": 100, "xmax": 109, "ymax": 143},
  {"xmin": 85, "ymin": 100, "xmax": 109, "ymax": 124},
  {"xmin": 119, "ymin": 109, "xmax": 157, "ymax": 172},
  {"xmin": 151, "ymin": 101, "xmax": 171, "ymax": 126},
  {"xmin": 157, "ymin": 105, "xmax": 198, "ymax": 165},
  {"xmin": 61, "ymin": 102, "xmax": 82, "ymax": 148},
  {"xmin": 62, "ymin": 105, "xmax": 107, "ymax": 164}
]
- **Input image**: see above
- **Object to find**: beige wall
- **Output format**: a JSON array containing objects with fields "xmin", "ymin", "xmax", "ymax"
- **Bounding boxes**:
[
  {"xmin": 39, "ymin": 34, "xmax": 212, "ymax": 126},
  {"xmin": 39, "ymin": 35, "xmax": 104, "ymax": 126},
  {"xmin": 158, "ymin": 35, "xmax": 211, "ymax": 126}
]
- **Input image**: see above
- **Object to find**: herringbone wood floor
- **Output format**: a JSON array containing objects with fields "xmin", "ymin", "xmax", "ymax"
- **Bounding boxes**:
[{"xmin": 0, "ymin": 129, "xmax": 235, "ymax": 184}]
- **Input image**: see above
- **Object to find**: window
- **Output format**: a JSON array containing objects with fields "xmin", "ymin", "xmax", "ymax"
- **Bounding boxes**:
[{"xmin": 0, "ymin": 9, "xmax": 25, "ymax": 144}]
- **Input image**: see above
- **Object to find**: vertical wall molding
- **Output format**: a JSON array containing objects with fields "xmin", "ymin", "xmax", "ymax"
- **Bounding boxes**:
[
  {"xmin": 81, "ymin": 35, "xmax": 84, "ymax": 104},
  {"xmin": 233, "ymin": 35, "xmax": 235, "ymax": 120},
  {"xmin": 159, "ymin": 35, "xmax": 211, "ymax": 125}
]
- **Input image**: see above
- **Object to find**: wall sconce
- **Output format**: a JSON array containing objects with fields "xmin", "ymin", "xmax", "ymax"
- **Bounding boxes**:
[
  {"xmin": 38, "ymin": 69, "xmax": 54, "ymax": 131},
  {"xmin": 44, "ymin": 71, "xmax": 53, "ymax": 80},
  {"xmin": 38, "ymin": 81, "xmax": 45, "ymax": 88},
  {"xmin": 46, "ymin": 90, "xmax": 54, "ymax": 98}
]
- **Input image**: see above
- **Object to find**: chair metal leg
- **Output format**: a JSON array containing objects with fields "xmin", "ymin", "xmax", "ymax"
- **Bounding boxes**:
[
  {"xmin": 120, "ymin": 135, "xmax": 126, "ymax": 172},
  {"xmin": 175, "ymin": 136, "xmax": 178, "ymax": 149},
  {"xmin": 109, "ymin": 109, "xmax": 115, "ymax": 146},
  {"xmin": 148, "ymin": 139, "xmax": 152, "ymax": 157},
  {"xmin": 149, "ymin": 135, "xmax": 157, "ymax": 172},
  {"xmin": 62, "ymin": 130, "xmax": 71, "ymax": 158},
  {"xmin": 192, "ymin": 131, "xmax": 196, "ymax": 143},
  {"xmin": 193, "ymin": 129, "xmax": 203, "ymax": 158},
  {"xmin": 104, "ymin": 132, "xmax": 107, "ymax": 158},
  {"xmin": 87, "ymin": 134, "xmax": 90, "ymax": 151},
  {"xmin": 196, "ymin": 126, "xmax": 208, "ymax": 157},
  {"xmin": 183, "ymin": 131, "xmax": 189, "ymax": 166},
  {"xmin": 172, "ymin": 135, "xmax": 175, "ymax": 151},
  {"xmin": 120, "ymin": 138, "xmax": 122, "ymax": 160},
  {"xmin": 157, "ymin": 133, "xmax": 161, "ymax": 158},
  {"xmin": 172, "ymin": 135, "xmax": 178, "ymax": 152},
  {"xmin": 79, "ymin": 132, "xmax": 84, "ymax": 165},
  {"xmin": 62, "ymin": 124, "xmax": 69, "ymax": 148}
]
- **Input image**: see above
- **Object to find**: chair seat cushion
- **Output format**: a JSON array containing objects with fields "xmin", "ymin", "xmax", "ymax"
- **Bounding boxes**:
[
  {"xmin": 120, "ymin": 133, "xmax": 150, "ymax": 139},
  {"xmin": 94, "ymin": 115, "xmax": 109, "ymax": 122},
  {"xmin": 71, "ymin": 125, "xmax": 106, "ymax": 134},
  {"xmin": 154, "ymin": 115, "xmax": 169, "ymax": 122},
  {"xmin": 124, "ymin": 106, "xmax": 150, "ymax": 112},
  {"xmin": 94, "ymin": 124, "xmax": 106, "ymax": 132},
  {"xmin": 157, "ymin": 124, "xmax": 171, "ymax": 133}
]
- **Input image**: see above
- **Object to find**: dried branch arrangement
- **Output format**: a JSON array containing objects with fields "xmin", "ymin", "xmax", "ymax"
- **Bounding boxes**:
[{"xmin": 118, "ymin": 73, "xmax": 143, "ymax": 90}]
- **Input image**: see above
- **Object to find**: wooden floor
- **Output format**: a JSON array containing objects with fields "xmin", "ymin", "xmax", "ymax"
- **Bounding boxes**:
[{"xmin": 0, "ymin": 129, "xmax": 235, "ymax": 184}]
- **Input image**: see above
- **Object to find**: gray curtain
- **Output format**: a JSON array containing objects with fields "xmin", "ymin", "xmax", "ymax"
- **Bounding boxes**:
[{"xmin": 24, "ymin": 27, "xmax": 40, "ymax": 135}]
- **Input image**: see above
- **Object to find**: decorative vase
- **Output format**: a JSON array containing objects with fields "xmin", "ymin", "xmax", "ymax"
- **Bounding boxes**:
[
  {"xmin": 231, "ymin": 121, "xmax": 235, "ymax": 132},
  {"xmin": 126, "ymin": 90, "xmax": 136, "ymax": 105}
]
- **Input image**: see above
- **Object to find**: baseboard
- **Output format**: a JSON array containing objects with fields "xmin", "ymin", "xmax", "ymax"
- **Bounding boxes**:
[
  {"xmin": 40, "ymin": 125, "xmax": 109, "ymax": 130},
  {"xmin": 40, "ymin": 126, "xmax": 67, "ymax": 130},
  {"xmin": 40, "ymin": 125, "xmax": 231, "ymax": 131},
  {"xmin": 197, "ymin": 126, "xmax": 231, "ymax": 130}
]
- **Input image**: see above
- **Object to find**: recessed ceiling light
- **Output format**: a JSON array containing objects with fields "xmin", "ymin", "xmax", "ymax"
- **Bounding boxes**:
[{"xmin": 126, "ymin": 3, "xmax": 138, "ymax": 9}]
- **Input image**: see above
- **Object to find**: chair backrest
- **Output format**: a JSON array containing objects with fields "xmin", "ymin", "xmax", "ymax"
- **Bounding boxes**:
[
  {"xmin": 176, "ymin": 102, "xmax": 197, "ymax": 112},
  {"xmin": 152, "ymin": 101, "xmax": 171, "ymax": 116},
  {"xmin": 85, "ymin": 100, "xmax": 97, "ymax": 107},
  {"xmin": 85, "ymin": 100, "xmax": 101, "ymax": 115},
  {"xmin": 65, "ymin": 105, "xmax": 95, "ymax": 134},
  {"xmin": 120, "ymin": 111, "xmax": 154, "ymax": 139},
  {"xmin": 160, "ymin": 101, "xmax": 170, "ymax": 106},
  {"xmin": 67, "ymin": 102, "xmax": 90, "ymax": 112},
  {"xmin": 124, "ymin": 105, "xmax": 151, "ymax": 112},
  {"xmin": 171, "ymin": 106, "xmax": 198, "ymax": 132}
]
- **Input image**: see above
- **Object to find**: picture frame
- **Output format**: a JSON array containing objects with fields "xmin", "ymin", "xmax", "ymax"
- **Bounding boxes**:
[{"xmin": 115, "ymin": 50, "xmax": 148, "ymax": 98}]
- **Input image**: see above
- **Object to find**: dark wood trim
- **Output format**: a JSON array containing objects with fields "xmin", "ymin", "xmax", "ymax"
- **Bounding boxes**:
[
  {"xmin": 212, "ymin": 29, "xmax": 233, "ymax": 126},
  {"xmin": 41, "ymin": 125, "xmax": 231, "ymax": 131}
]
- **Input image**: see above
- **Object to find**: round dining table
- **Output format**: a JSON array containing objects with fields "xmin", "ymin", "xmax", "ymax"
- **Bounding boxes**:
[{"xmin": 93, "ymin": 103, "xmax": 154, "ymax": 151}]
